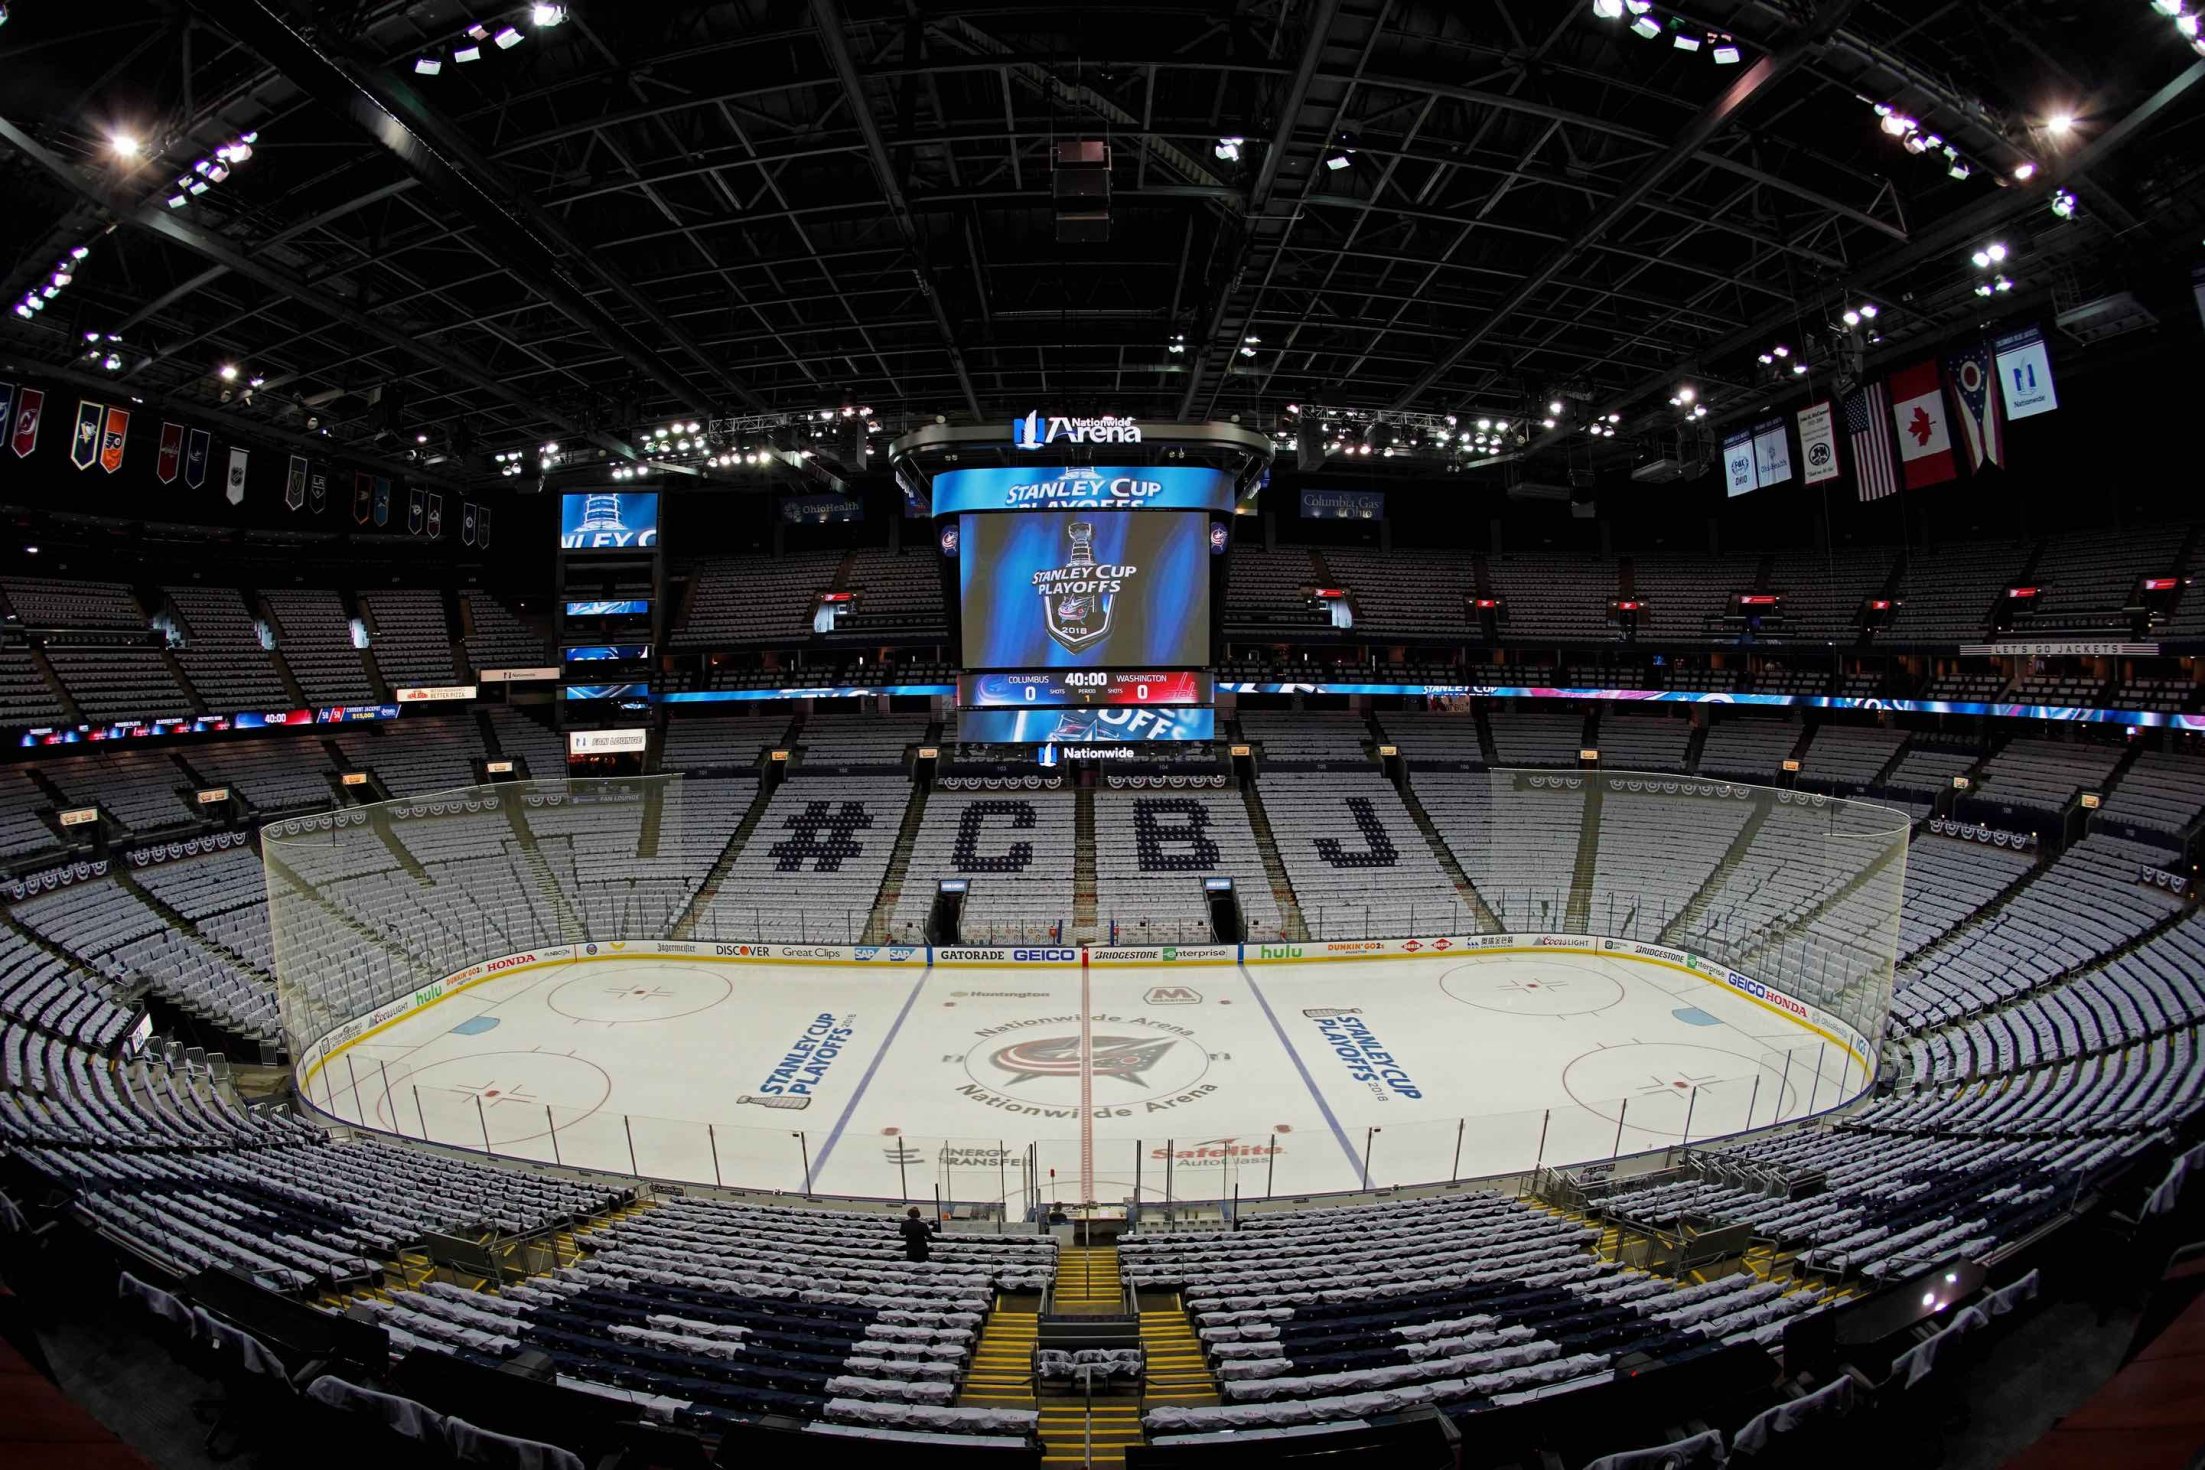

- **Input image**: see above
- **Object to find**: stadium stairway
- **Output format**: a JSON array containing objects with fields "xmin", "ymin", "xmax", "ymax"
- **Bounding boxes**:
[
  {"xmin": 957, "ymin": 1300, "xmax": 1038, "ymax": 1411},
  {"xmin": 668, "ymin": 779, "xmax": 779, "ymax": 940},
  {"xmin": 1138, "ymin": 1292, "xmax": 1221, "ymax": 1411},
  {"xmin": 1395, "ymin": 775, "xmax": 1501, "ymax": 930},
  {"xmin": 1237, "ymin": 773, "xmax": 1310, "ymax": 941},
  {"xmin": 862, "ymin": 778, "xmax": 933, "ymax": 944},
  {"xmin": 1053, "ymin": 1244, "xmax": 1124, "ymax": 1315},
  {"xmin": 1564, "ymin": 776, "xmax": 1603, "ymax": 932},
  {"xmin": 1074, "ymin": 789, "xmax": 1098, "ymax": 943},
  {"xmin": 1660, "ymin": 787, "xmax": 1778, "ymax": 947}
]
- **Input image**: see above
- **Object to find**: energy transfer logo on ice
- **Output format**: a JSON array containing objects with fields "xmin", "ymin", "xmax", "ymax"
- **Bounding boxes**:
[
  {"xmin": 1011, "ymin": 411, "xmax": 1142, "ymax": 450},
  {"xmin": 1033, "ymin": 519, "xmax": 1130, "ymax": 653}
]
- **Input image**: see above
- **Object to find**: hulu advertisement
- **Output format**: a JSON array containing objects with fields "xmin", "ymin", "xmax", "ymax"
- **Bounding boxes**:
[{"xmin": 959, "ymin": 510, "xmax": 1210, "ymax": 669}]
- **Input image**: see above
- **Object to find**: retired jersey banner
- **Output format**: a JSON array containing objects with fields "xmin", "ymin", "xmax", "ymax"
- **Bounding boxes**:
[
  {"xmin": 426, "ymin": 493, "xmax": 443, "ymax": 539},
  {"xmin": 308, "ymin": 468, "xmax": 328, "ymax": 514},
  {"xmin": 407, "ymin": 486, "xmax": 424, "ymax": 535},
  {"xmin": 478, "ymin": 504, "xmax": 492, "ymax": 549},
  {"xmin": 70, "ymin": 400, "xmax": 102, "ymax": 470},
  {"xmin": 1889, "ymin": 360, "xmax": 1955, "ymax": 489},
  {"xmin": 352, "ymin": 471, "xmax": 372, "ymax": 524},
  {"xmin": 1751, "ymin": 418, "xmax": 1792, "ymax": 489},
  {"xmin": 461, "ymin": 501, "xmax": 478, "ymax": 546},
  {"xmin": 9, "ymin": 386, "xmax": 41, "ymax": 459},
  {"xmin": 372, "ymin": 476, "xmax": 391, "ymax": 527},
  {"xmin": 1722, "ymin": 429, "xmax": 1756, "ymax": 496},
  {"xmin": 1993, "ymin": 325, "xmax": 2058, "ymax": 420},
  {"xmin": 1945, "ymin": 344, "xmax": 2003, "ymax": 472},
  {"xmin": 184, "ymin": 428, "xmax": 211, "ymax": 489},
  {"xmin": 285, "ymin": 454, "xmax": 308, "ymax": 510},
  {"xmin": 157, "ymin": 422, "xmax": 185, "ymax": 484},
  {"xmin": 99, "ymin": 407, "xmax": 130, "ymax": 473},
  {"xmin": 224, "ymin": 446, "xmax": 248, "ymax": 505},
  {"xmin": 1797, "ymin": 401, "xmax": 1839, "ymax": 486}
]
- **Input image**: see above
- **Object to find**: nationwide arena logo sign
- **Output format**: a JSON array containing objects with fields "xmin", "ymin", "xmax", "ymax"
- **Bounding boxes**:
[{"xmin": 1011, "ymin": 411, "xmax": 1142, "ymax": 450}]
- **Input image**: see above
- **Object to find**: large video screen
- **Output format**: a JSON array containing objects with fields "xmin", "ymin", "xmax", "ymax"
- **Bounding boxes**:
[
  {"xmin": 959, "ymin": 509, "xmax": 1209, "ymax": 669},
  {"xmin": 559, "ymin": 492, "xmax": 660, "ymax": 551}
]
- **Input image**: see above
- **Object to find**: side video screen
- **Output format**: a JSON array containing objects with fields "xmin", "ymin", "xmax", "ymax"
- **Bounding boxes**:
[{"xmin": 958, "ymin": 509, "xmax": 1210, "ymax": 669}]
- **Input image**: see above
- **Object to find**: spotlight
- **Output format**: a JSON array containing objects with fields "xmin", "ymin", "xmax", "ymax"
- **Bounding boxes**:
[
  {"xmin": 1861, "ymin": 303, "xmax": 1878, "ymax": 318},
  {"xmin": 1792, "ymin": 362, "xmax": 1808, "ymax": 376},
  {"xmin": 1841, "ymin": 310, "xmax": 1860, "ymax": 327},
  {"xmin": 2050, "ymin": 188, "xmax": 2077, "ymax": 219},
  {"xmin": 1592, "ymin": 0, "xmax": 1623, "ymax": 16},
  {"xmin": 248, "ymin": 376, "xmax": 264, "ymax": 389},
  {"xmin": 2013, "ymin": 160, "xmax": 2036, "ymax": 181},
  {"xmin": 415, "ymin": 55, "xmax": 443, "ymax": 75},
  {"xmin": 1673, "ymin": 33, "xmax": 1700, "ymax": 52},
  {"xmin": 1879, "ymin": 111, "xmax": 1915, "ymax": 137},
  {"xmin": 1547, "ymin": 400, "xmax": 1563, "ymax": 415},
  {"xmin": 1711, "ymin": 37, "xmax": 1741, "ymax": 63},
  {"xmin": 1947, "ymin": 159, "xmax": 1971, "ymax": 180},
  {"xmin": 110, "ymin": 131, "xmax": 141, "ymax": 159},
  {"xmin": 218, "ymin": 363, "xmax": 238, "ymax": 381},
  {"xmin": 1214, "ymin": 136, "xmax": 1243, "ymax": 162},
  {"xmin": 1324, "ymin": 152, "xmax": 1350, "ymax": 171},
  {"xmin": 1676, "ymin": 386, "xmax": 1695, "ymax": 404},
  {"xmin": 454, "ymin": 43, "xmax": 482, "ymax": 62},
  {"xmin": 531, "ymin": 2, "xmax": 567, "ymax": 24},
  {"xmin": 2045, "ymin": 112, "xmax": 2074, "ymax": 136},
  {"xmin": 493, "ymin": 26, "xmax": 523, "ymax": 49},
  {"xmin": 1629, "ymin": 14, "xmax": 1661, "ymax": 39}
]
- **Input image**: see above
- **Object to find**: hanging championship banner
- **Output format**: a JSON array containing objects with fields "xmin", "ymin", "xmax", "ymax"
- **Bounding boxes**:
[
  {"xmin": 157, "ymin": 422, "xmax": 185, "ymax": 484},
  {"xmin": 99, "ymin": 406, "xmax": 130, "ymax": 473},
  {"xmin": 478, "ymin": 505, "xmax": 492, "ymax": 548},
  {"xmin": 462, "ymin": 501, "xmax": 478, "ymax": 546},
  {"xmin": 70, "ymin": 400, "xmax": 103, "ymax": 470},
  {"xmin": 184, "ymin": 428, "xmax": 211, "ymax": 489},
  {"xmin": 372, "ymin": 476, "xmax": 392, "ymax": 527},
  {"xmin": 285, "ymin": 454, "xmax": 308, "ymax": 510},
  {"xmin": 9, "ymin": 386, "xmax": 42, "ymax": 459},
  {"xmin": 426, "ymin": 493, "xmax": 443, "ymax": 539},
  {"xmin": 309, "ymin": 468, "xmax": 328, "ymax": 514},
  {"xmin": 407, "ymin": 486, "xmax": 424, "ymax": 534},
  {"xmin": 1796, "ymin": 400, "xmax": 1839, "ymax": 485},
  {"xmin": 225, "ymin": 446, "xmax": 248, "ymax": 505},
  {"xmin": 352, "ymin": 471, "xmax": 372, "ymax": 524}
]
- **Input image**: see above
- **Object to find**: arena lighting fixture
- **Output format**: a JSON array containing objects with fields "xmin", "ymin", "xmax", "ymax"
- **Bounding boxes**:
[
  {"xmin": 1592, "ymin": 0, "xmax": 1623, "ymax": 16},
  {"xmin": 217, "ymin": 363, "xmax": 238, "ymax": 381},
  {"xmin": 2045, "ymin": 112, "xmax": 2074, "ymax": 136},
  {"xmin": 454, "ymin": 42, "xmax": 482, "ymax": 62},
  {"xmin": 1711, "ymin": 35, "xmax": 1741, "ymax": 63},
  {"xmin": 2013, "ymin": 160, "xmax": 2037, "ymax": 181},
  {"xmin": 493, "ymin": 25, "xmax": 523, "ymax": 49},
  {"xmin": 1970, "ymin": 242, "xmax": 2008, "ymax": 267},
  {"xmin": 531, "ymin": 1, "xmax": 568, "ymax": 24},
  {"xmin": 1947, "ymin": 158, "xmax": 1971, "ymax": 180},
  {"xmin": 2051, "ymin": 187, "xmax": 2077, "ymax": 218},
  {"xmin": 109, "ymin": 131, "xmax": 141, "ymax": 159},
  {"xmin": 415, "ymin": 55, "xmax": 442, "ymax": 74},
  {"xmin": 1547, "ymin": 400, "xmax": 1564, "ymax": 415},
  {"xmin": 1214, "ymin": 136, "xmax": 1243, "ymax": 162},
  {"xmin": 1672, "ymin": 32, "xmax": 1700, "ymax": 51},
  {"xmin": 2153, "ymin": 0, "xmax": 2181, "ymax": 13},
  {"xmin": 1629, "ymin": 14, "xmax": 1662, "ymax": 38}
]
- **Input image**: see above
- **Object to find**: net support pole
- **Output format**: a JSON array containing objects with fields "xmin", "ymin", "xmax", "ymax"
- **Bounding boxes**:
[
  {"xmin": 1746, "ymin": 1075, "xmax": 1761, "ymax": 1131},
  {"xmin": 547, "ymin": 1105, "xmax": 561, "ymax": 1166},
  {"xmin": 377, "ymin": 1059, "xmax": 395, "ymax": 1133},
  {"xmin": 708, "ymin": 1123, "xmax": 721, "ymax": 1187}
]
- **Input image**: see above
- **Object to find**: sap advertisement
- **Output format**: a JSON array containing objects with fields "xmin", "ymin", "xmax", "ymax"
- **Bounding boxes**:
[
  {"xmin": 958, "ymin": 706, "xmax": 1216, "ymax": 743},
  {"xmin": 932, "ymin": 465, "xmax": 1236, "ymax": 515},
  {"xmin": 558, "ymin": 492, "xmax": 660, "ymax": 551},
  {"xmin": 960, "ymin": 510, "xmax": 1210, "ymax": 669}
]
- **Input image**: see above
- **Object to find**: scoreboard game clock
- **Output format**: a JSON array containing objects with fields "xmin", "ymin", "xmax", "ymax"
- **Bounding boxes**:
[{"xmin": 960, "ymin": 671, "xmax": 1213, "ymax": 708}]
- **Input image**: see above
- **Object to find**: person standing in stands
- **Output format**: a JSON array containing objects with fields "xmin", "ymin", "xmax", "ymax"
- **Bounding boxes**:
[{"xmin": 899, "ymin": 1205, "xmax": 938, "ymax": 1262}]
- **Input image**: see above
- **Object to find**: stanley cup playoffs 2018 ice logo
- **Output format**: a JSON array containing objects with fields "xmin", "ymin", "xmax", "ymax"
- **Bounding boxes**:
[{"xmin": 1034, "ymin": 519, "xmax": 1134, "ymax": 653}]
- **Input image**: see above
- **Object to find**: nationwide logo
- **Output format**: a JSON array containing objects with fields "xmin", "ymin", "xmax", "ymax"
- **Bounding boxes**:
[
  {"xmin": 992, "ymin": 1034, "xmax": 1177, "ymax": 1086},
  {"xmin": 1010, "ymin": 411, "xmax": 1143, "ymax": 450},
  {"xmin": 1144, "ymin": 986, "xmax": 1201, "ymax": 1005}
]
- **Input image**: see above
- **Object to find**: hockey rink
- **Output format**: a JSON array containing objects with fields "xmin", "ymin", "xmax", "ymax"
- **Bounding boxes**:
[{"xmin": 306, "ymin": 948, "xmax": 1869, "ymax": 1204}]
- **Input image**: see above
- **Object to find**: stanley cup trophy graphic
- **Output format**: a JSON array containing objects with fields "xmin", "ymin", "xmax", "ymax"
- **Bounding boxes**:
[
  {"xmin": 577, "ymin": 494, "xmax": 625, "ymax": 535},
  {"xmin": 1043, "ymin": 519, "xmax": 1114, "ymax": 652}
]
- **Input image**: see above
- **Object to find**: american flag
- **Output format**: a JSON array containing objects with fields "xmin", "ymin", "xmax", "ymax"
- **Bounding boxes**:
[{"xmin": 1844, "ymin": 382, "xmax": 1898, "ymax": 502}]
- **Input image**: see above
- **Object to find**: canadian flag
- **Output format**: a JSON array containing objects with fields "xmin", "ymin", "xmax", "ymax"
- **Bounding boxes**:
[{"xmin": 1889, "ymin": 359, "xmax": 1956, "ymax": 489}]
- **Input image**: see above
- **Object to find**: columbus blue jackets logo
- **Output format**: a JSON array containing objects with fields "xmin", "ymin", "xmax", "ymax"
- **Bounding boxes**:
[{"xmin": 991, "ymin": 1033, "xmax": 1177, "ymax": 1086}]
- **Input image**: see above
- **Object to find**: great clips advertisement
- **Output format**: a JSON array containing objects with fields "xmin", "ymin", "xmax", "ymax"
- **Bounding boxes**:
[
  {"xmin": 959, "ymin": 510, "xmax": 1210, "ymax": 669},
  {"xmin": 958, "ymin": 706, "xmax": 1217, "ymax": 743}
]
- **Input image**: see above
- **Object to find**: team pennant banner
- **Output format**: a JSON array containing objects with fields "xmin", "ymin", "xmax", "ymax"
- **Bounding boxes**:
[
  {"xmin": 309, "ymin": 468, "xmax": 328, "ymax": 515},
  {"xmin": 8, "ymin": 386, "xmax": 41, "ymax": 459},
  {"xmin": 461, "ymin": 501, "xmax": 478, "ymax": 546},
  {"xmin": 372, "ymin": 476, "xmax": 392, "ymax": 527},
  {"xmin": 0, "ymin": 386, "xmax": 11, "ymax": 456},
  {"xmin": 1751, "ymin": 418, "xmax": 1793, "ymax": 489},
  {"xmin": 1797, "ymin": 401, "xmax": 1839, "ymax": 486},
  {"xmin": 1945, "ymin": 344, "xmax": 2003, "ymax": 472},
  {"xmin": 1889, "ymin": 359, "xmax": 1955, "ymax": 490},
  {"xmin": 157, "ymin": 422, "xmax": 185, "ymax": 484},
  {"xmin": 352, "ymin": 471, "xmax": 372, "ymax": 524},
  {"xmin": 285, "ymin": 454, "xmax": 308, "ymax": 510},
  {"xmin": 70, "ymin": 400, "xmax": 103, "ymax": 470},
  {"xmin": 99, "ymin": 407, "xmax": 130, "ymax": 474},
  {"xmin": 407, "ymin": 487, "xmax": 425, "ymax": 535},
  {"xmin": 477, "ymin": 505, "xmax": 492, "ymax": 549},
  {"xmin": 225, "ymin": 446, "xmax": 248, "ymax": 505},
  {"xmin": 426, "ymin": 493, "xmax": 443, "ymax": 539},
  {"xmin": 184, "ymin": 428, "xmax": 211, "ymax": 489}
]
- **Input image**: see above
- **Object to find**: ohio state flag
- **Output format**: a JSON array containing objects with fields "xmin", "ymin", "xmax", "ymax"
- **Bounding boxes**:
[
  {"xmin": 1888, "ymin": 360, "xmax": 1955, "ymax": 490},
  {"xmin": 1945, "ymin": 344, "xmax": 2003, "ymax": 472}
]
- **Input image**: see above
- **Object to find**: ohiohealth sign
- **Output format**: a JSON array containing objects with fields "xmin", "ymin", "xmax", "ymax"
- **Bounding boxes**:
[{"xmin": 931, "ymin": 465, "xmax": 1236, "ymax": 515}]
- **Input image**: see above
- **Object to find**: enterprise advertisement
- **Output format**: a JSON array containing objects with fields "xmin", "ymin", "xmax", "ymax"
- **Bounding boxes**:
[
  {"xmin": 959, "ymin": 510, "xmax": 1210, "ymax": 669},
  {"xmin": 957, "ymin": 706, "xmax": 1216, "ymax": 744}
]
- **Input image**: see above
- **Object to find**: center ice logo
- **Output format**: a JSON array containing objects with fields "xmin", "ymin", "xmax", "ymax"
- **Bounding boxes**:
[{"xmin": 991, "ymin": 1033, "xmax": 1177, "ymax": 1086}]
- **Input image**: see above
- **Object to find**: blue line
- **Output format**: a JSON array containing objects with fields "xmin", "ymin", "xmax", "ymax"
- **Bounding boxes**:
[
  {"xmin": 1235, "ymin": 964, "xmax": 1366, "ymax": 1182},
  {"xmin": 811, "ymin": 965, "xmax": 932, "ymax": 1186}
]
